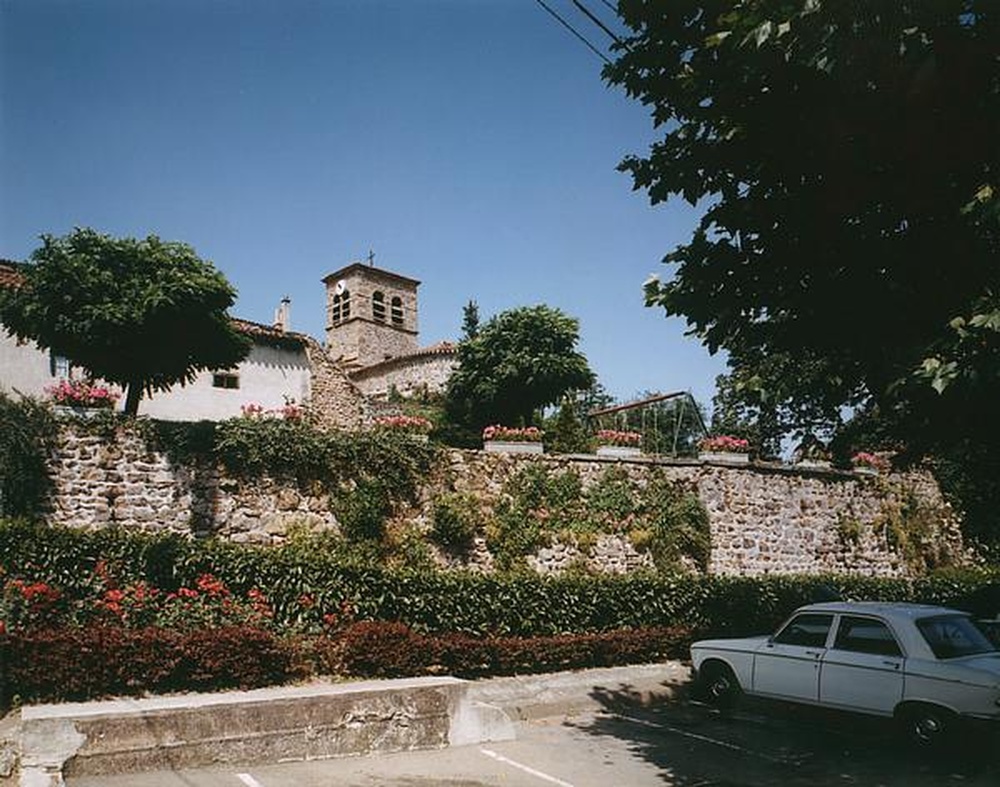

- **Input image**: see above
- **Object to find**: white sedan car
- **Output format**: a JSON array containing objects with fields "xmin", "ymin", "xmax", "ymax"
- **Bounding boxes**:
[{"xmin": 690, "ymin": 601, "xmax": 1000, "ymax": 746}]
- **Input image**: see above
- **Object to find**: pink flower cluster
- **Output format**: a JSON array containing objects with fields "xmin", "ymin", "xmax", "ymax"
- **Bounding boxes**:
[
  {"xmin": 240, "ymin": 402, "xmax": 304, "ymax": 421},
  {"xmin": 700, "ymin": 435, "xmax": 751, "ymax": 453},
  {"xmin": 596, "ymin": 429, "xmax": 642, "ymax": 447},
  {"xmin": 482, "ymin": 425, "xmax": 543, "ymax": 443},
  {"xmin": 47, "ymin": 379, "xmax": 118, "ymax": 408},
  {"xmin": 374, "ymin": 415, "xmax": 433, "ymax": 433},
  {"xmin": 851, "ymin": 452, "xmax": 891, "ymax": 471}
]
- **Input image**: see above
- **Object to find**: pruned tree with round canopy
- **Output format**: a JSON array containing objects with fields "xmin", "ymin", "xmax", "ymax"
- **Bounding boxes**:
[{"xmin": 0, "ymin": 228, "xmax": 252, "ymax": 415}]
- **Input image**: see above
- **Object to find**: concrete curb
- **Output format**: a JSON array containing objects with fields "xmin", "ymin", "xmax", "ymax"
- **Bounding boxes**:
[{"xmin": 8, "ymin": 662, "xmax": 689, "ymax": 787}]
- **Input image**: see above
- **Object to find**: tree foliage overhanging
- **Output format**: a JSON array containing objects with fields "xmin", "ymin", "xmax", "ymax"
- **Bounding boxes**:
[
  {"xmin": 605, "ymin": 1, "xmax": 1000, "ymax": 453},
  {"xmin": 0, "ymin": 228, "xmax": 252, "ymax": 415},
  {"xmin": 444, "ymin": 305, "xmax": 595, "ymax": 432}
]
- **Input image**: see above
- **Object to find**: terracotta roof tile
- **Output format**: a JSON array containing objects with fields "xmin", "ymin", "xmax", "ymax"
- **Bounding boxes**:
[
  {"xmin": 230, "ymin": 317, "xmax": 309, "ymax": 349},
  {"xmin": 0, "ymin": 260, "xmax": 25, "ymax": 289}
]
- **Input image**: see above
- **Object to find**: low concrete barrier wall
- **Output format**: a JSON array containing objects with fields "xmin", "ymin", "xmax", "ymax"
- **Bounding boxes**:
[{"xmin": 16, "ymin": 677, "xmax": 514, "ymax": 787}]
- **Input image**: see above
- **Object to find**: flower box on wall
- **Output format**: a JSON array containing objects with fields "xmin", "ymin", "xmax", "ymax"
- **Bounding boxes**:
[
  {"xmin": 484, "ymin": 440, "xmax": 544, "ymax": 455},
  {"xmin": 596, "ymin": 445, "xmax": 642, "ymax": 459},
  {"xmin": 698, "ymin": 435, "xmax": 751, "ymax": 465},
  {"xmin": 795, "ymin": 459, "xmax": 832, "ymax": 470},
  {"xmin": 851, "ymin": 452, "xmax": 890, "ymax": 477},
  {"xmin": 481, "ymin": 425, "xmax": 543, "ymax": 454},
  {"xmin": 699, "ymin": 451, "xmax": 750, "ymax": 465}
]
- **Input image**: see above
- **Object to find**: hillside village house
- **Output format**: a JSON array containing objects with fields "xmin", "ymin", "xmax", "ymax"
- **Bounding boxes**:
[{"xmin": 0, "ymin": 258, "xmax": 457, "ymax": 424}]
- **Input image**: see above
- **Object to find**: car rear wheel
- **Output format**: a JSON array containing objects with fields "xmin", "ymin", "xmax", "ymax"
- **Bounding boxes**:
[
  {"xmin": 697, "ymin": 661, "xmax": 741, "ymax": 710},
  {"xmin": 896, "ymin": 703, "xmax": 955, "ymax": 749}
]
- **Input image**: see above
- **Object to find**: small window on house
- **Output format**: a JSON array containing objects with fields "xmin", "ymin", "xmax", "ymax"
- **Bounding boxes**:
[
  {"xmin": 212, "ymin": 372, "xmax": 240, "ymax": 390},
  {"xmin": 390, "ymin": 296, "xmax": 403, "ymax": 326},
  {"xmin": 372, "ymin": 291, "xmax": 386, "ymax": 321},
  {"xmin": 49, "ymin": 353, "xmax": 71, "ymax": 378}
]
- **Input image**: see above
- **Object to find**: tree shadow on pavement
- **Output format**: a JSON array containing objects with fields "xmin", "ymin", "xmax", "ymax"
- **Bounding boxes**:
[{"xmin": 570, "ymin": 678, "xmax": 1000, "ymax": 787}]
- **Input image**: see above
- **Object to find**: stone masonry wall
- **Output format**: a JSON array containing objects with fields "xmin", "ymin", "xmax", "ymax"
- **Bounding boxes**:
[
  {"xmin": 46, "ymin": 429, "xmax": 966, "ymax": 577},
  {"xmin": 351, "ymin": 353, "xmax": 458, "ymax": 399},
  {"xmin": 303, "ymin": 337, "xmax": 372, "ymax": 431}
]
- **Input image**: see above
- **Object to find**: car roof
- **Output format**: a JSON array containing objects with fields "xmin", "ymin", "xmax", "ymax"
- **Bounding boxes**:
[{"xmin": 794, "ymin": 601, "xmax": 966, "ymax": 621}]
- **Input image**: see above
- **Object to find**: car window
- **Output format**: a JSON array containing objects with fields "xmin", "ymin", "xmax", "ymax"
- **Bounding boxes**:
[
  {"xmin": 833, "ymin": 615, "xmax": 902, "ymax": 657},
  {"xmin": 773, "ymin": 613, "xmax": 833, "ymax": 647},
  {"xmin": 917, "ymin": 615, "xmax": 997, "ymax": 659}
]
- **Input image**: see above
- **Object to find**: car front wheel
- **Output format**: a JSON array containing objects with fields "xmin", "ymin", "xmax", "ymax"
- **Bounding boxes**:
[
  {"xmin": 697, "ymin": 661, "xmax": 741, "ymax": 710},
  {"xmin": 896, "ymin": 703, "xmax": 956, "ymax": 749}
]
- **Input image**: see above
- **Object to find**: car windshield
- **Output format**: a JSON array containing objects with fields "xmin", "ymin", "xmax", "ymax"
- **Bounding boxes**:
[{"xmin": 917, "ymin": 614, "xmax": 997, "ymax": 659}]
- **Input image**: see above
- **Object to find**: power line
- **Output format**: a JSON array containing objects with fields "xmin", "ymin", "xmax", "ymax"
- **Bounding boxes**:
[
  {"xmin": 571, "ymin": 0, "xmax": 626, "ymax": 48},
  {"xmin": 533, "ymin": 0, "xmax": 612, "ymax": 65},
  {"xmin": 598, "ymin": 0, "xmax": 618, "ymax": 15}
]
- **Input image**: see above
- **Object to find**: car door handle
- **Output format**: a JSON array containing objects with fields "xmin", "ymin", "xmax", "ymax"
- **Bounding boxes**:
[
  {"xmin": 882, "ymin": 660, "xmax": 901, "ymax": 669},
  {"xmin": 805, "ymin": 650, "xmax": 823, "ymax": 658}
]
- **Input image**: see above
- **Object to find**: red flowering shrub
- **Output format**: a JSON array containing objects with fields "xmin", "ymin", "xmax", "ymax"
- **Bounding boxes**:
[
  {"xmin": 434, "ymin": 626, "xmax": 691, "ymax": 678},
  {"xmin": 335, "ymin": 621, "xmax": 431, "ymax": 678},
  {"xmin": 596, "ymin": 430, "xmax": 643, "ymax": 447},
  {"xmin": 374, "ymin": 415, "xmax": 433, "ymax": 434},
  {"xmin": 333, "ymin": 621, "xmax": 692, "ymax": 680},
  {"xmin": 1, "ymin": 578, "xmax": 66, "ymax": 630},
  {"xmin": 699, "ymin": 435, "xmax": 751, "ymax": 453},
  {"xmin": 2, "ymin": 626, "xmax": 295, "ymax": 704}
]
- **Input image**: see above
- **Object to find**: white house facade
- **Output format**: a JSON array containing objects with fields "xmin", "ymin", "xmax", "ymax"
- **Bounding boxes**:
[{"xmin": 1, "ymin": 256, "xmax": 455, "ymax": 421}]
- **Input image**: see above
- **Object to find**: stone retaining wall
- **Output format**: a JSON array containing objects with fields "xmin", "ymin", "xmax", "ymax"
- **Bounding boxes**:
[{"xmin": 46, "ymin": 428, "xmax": 966, "ymax": 577}]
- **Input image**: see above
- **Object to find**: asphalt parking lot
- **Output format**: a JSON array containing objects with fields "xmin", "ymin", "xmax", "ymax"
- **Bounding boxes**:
[{"xmin": 67, "ymin": 687, "xmax": 1000, "ymax": 787}]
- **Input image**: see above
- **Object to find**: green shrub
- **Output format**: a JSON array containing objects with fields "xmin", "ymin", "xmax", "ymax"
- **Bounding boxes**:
[
  {"xmin": 587, "ymin": 466, "xmax": 637, "ymax": 528},
  {"xmin": 2, "ymin": 521, "xmax": 997, "ymax": 641},
  {"xmin": 641, "ymin": 473, "xmax": 711, "ymax": 572},
  {"xmin": 431, "ymin": 493, "xmax": 483, "ymax": 549},
  {"xmin": 0, "ymin": 392, "xmax": 58, "ymax": 517}
]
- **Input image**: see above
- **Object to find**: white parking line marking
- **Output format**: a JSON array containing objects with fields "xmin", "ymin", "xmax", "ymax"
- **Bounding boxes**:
[
  {"xmin": 236, "ymin": 774, "xmax": 265, "ymax": 787},
  {"xmin": 480, "ymin": 748, "xmax": 578, "ymax": 787},
  {"xmin": 614, "ymin": 713, "xmax": 793, "ymax": 765}
]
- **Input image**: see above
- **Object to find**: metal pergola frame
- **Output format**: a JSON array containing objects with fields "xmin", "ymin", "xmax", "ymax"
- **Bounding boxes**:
[{"xmin": 587, "ymin": 390, "xmax": 708, "ymax": 457}]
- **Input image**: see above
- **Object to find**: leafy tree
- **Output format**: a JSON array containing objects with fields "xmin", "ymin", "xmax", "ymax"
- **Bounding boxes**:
[
  {"xmin": 573, "ymin": 381, "xmax": 616, "ymax": 418},
  {"xmin": 545, "ymin": 395, "xmax": 592, "ymax": 454},
  {"xmin": 461, "ymin": 299, "xmax": 480, "ymax": 340},
  {"xmin": 444, "ymin": 305, "xmax": 594, "ymax": 432},
  {"xmin": 605, "ymin": 2, "xmax": 1000, "ymax": 453},
  {"xmin": 0, "ymin": 228, "xmax": 251, "ymax": 415},
  {"xmin": 710, "ymin": 347, "xmax": 858, "ymax": 458}
]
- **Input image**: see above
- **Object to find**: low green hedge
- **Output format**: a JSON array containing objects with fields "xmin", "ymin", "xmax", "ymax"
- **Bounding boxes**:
[{"xmin": 2, "ymin": 520, "xmax": 997, "ymax": 639}]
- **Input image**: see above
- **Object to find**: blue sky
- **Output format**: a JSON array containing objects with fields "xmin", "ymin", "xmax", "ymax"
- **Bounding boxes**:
[{"xmin": 0, "ymin": 0, "xmax": 727, "ymax": 408}]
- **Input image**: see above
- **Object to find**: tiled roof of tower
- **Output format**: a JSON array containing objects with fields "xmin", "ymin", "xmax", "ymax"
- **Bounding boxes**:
[{"xmin": 322, "ymin": 262, "xmax": 421, "ymax": 287}]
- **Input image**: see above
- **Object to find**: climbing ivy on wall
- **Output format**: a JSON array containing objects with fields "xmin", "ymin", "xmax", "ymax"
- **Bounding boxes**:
[
  {"xmin": 0, "ymin": 392, "xmax": 58, "ymax": 517},
  {"xmin": 483, "ymin": 464, "xmax": 710, "ymax": 573}
]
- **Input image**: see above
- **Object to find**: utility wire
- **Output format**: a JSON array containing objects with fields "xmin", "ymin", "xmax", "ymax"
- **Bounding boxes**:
[
  {"xmin": 598, "ymin": 0, "xmax": 618, "ymax": 13},
  {"xmin": 533, "ymin": 0, "xmax": 612, "ymax": 64},
  {"xmin": 571, "ymin": 0, "xmax": 627, "ymax": 48}
]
